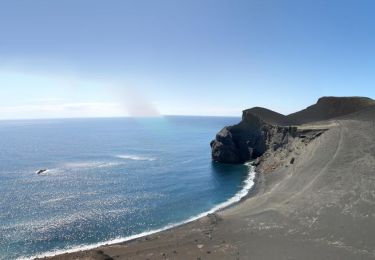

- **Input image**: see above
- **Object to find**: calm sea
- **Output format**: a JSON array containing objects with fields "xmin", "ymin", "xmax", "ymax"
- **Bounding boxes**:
[{"xmin": 0, "ymin": 116, "xmax": 254, "ymax": 259}]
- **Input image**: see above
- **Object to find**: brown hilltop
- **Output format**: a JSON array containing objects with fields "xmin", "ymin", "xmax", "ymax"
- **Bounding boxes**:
[
  {"xmin": 243, "ymin": 96, "xmax": 375, "ymax": 126},
  {"xmin": 286, "ymin": 96, "xmax": 375, "ymax": 124},
  {"xmin": 242, "ymin": 107, "xmax": 288, "ymax": 125}
]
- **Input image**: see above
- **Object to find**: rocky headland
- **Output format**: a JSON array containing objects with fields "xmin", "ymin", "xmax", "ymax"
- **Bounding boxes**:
[{"xmin": 211, "ymin": 96, "xmax": 375, "ymax": 164}]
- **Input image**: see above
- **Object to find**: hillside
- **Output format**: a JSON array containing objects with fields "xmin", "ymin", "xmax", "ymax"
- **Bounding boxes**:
[{"xmin": 286, "ymin": 96, "xmax": 375, "ymax": 124}]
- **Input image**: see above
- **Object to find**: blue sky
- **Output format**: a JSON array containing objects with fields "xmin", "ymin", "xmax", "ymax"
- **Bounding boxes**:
[{"xmin": 0, "ymin": 0, "xmax": 374, "ymax": 119}]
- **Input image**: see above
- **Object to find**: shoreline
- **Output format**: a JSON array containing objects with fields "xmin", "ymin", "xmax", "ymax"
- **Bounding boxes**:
[{"xmin": 29, "ymin": 163, "xmax": 257, "ymax": 260}]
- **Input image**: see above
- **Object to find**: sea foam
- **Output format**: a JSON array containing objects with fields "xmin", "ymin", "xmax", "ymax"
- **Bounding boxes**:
[
  {"xmin": 115, "ymin": 154, "xmax": 156, "ymax": 161},
  {"xmin": 64, "ymin": 161, "xmax": 124, "ymax": 169}
]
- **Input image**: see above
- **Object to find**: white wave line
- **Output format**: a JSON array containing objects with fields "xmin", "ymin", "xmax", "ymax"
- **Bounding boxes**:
[{"xmin": 115, "ymin": 154, "xmax": 156, "ymax": 161}]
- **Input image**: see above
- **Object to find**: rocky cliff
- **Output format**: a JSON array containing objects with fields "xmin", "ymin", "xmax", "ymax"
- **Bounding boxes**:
[
  {"xmin": 211, "ymin": 96, "xmax": 375, "ymax": 164},
  {"xmin": 210, "ymin": 111, "xmax": 299, "ymax": 163}
]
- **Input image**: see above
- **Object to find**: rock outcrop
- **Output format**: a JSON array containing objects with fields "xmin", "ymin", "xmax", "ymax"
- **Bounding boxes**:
[
  {"xmin": 211, "ymin": 96, "xmax": 375, "ymax": 164},
  {"xmin": 211, "ymin": 112, "xmax": 298, "ymax": 163}
]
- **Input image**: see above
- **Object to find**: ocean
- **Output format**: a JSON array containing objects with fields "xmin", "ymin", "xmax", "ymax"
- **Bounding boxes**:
[{"xmin": 0, "ymin": 116, "xmax": 255, "ymax": 259}]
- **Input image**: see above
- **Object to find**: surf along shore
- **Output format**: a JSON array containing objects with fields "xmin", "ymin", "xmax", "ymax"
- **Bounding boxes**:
[{"xmin": 41, "ymin": 97, "xmax": 375, "ymax": 260}]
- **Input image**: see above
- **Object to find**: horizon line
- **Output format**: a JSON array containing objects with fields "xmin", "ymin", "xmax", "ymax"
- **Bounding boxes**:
[{"xmin": 0, "ymin": 114, "xmax": 241, "ymax": 122}]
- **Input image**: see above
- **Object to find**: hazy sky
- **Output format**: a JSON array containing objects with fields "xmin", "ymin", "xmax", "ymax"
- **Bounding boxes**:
[{"xmin": 0, "ymin": 0, "xmax": 374, "ymax": 119}]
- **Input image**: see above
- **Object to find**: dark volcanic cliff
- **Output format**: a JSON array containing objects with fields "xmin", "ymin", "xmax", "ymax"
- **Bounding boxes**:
[
  {"xmin": 210, "ymin": 111, "xmax": 297, "ymax": 163},
  {"xmin": 211, "ymin": 96, "xmax": 375, "ymax": 164}
]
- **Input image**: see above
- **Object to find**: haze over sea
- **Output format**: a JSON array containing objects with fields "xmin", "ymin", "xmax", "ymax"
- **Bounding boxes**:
[{"xmin": 0, "ymin": 116, "xmax": 255, "ymax": 259}]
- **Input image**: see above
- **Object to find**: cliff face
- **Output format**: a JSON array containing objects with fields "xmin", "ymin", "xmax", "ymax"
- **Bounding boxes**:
[
  {"xmin": 211, "ymin": 96, "xmax": 375, "ymax": 164},
  {"xmin": 210, "ymin": 112, "xmax": 297, "ymax": 163}
]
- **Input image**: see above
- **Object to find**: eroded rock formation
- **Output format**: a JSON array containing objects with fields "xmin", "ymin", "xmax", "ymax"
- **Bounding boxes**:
[
  {"xmin": 210, "ymin": 112, "xmax": 297, "ymax": 163},
  {"xmin": 211, "ymin": 96, "xmax": 375, "ymax": 164}
]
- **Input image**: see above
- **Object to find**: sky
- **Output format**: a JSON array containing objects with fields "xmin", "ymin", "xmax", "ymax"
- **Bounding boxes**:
[{"xmin": 0, "ymin": 0, "xmax": 374, "ymax": 119}]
